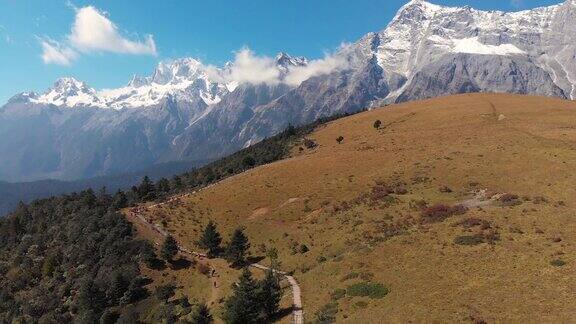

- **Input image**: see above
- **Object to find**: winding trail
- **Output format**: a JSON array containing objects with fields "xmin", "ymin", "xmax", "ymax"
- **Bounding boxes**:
[{"xmin": 127, "ymin": 188, "xmax": 304, "ymax": 324}]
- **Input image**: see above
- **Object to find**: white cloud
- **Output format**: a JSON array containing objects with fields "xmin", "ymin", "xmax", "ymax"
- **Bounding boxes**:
[
  {"xmin": 40, "ymin": 39, "xmax": 78, "ymax": 66},
  {"xmin": 284, "ymin": 53, "xmax": 348, "ymax": 86},
  {"xmin": 39, "ymin": 6, "xmax": 156, "ymax": 65},
  {"xmin": 207, "ymin": 47, "xmax": 348, "ymax": 87},
  {"xmin": 207, "ymin": 48, "xmax": 281, "ymax": 85},
  {"xmin": 69, "ymin": 6, "xmax": 156, "ymax": 55}
]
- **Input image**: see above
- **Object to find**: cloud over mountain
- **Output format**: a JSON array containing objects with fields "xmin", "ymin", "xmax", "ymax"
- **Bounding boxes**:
[{"xmin": 206, "ymin": 47, "xmax": 348, "ymax": 87}]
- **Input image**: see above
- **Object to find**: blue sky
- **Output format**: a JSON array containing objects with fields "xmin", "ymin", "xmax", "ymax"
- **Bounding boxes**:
[{"xmin": 0, "ymin": 0, "xmax": 561, "ymax": 104}]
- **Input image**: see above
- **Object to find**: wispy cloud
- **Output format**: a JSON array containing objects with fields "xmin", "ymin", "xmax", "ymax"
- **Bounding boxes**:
[
  {"xmin": 39, "ymin": 5, "xmax": 156, "ymax": 65},
  {"xmin": 206, "ymin": 46, "xmax": 348, "ymax": 87},
  {"xmin": 39, "ymin": 38, "xmax": 78, "ymax": 66},
  {"xmin": 0, "ymin": 25, "xmax": 11, "ymax": 44}
]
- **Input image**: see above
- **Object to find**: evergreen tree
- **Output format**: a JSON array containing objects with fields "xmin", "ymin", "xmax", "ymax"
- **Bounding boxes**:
[
  {"xmin": 140, "ymin": 243, "xmax": 158, "ymax": 268},
  {"xmin": 112, "ymin": 190, "xmax": 128, "ymax": 209},
  {"xmin": 77, "ymin": 279, "xmax": 106, "ymax": 314},
  {"xmin": 242, "ymin": 156, "xmax": 256, "ymax": 169},
  {"xmin": 225, "ymin": 228, "xmax": 250, "ymax": 266},
  {"xmin": 198, "ymin": 221, "xmax": 222, "ymax": 258},
  {"xmin": 223, "ymin": 268, "xmax": 260, "ymax": 324},
  {"xmin": 157, "ymin": 178, "xmax": 171, "ymax": 194},
  {"xmin": 192, "ymin": 303, "xmax": 213, "ymax": 324},
  {"xmin": 138, "ymin": 176, "xmax": 156, "ymax": 200},
  {"xmin": 108, "ymin": 272, "xmax": 129, "ymax": 305},
  {"xmin": 266, "ymin": 247, "xmax": 280, "ymax": 270},
  {"xmin": 161, "ymin": 235, "xmax": 178, "ymax": 262},
  {"xmin": 283, "ymin": 123, "xmax": 297, "ymax": 137},
  {"xmin": 259, "ymin": 269, "xmax": 281, "ymax": 319},
  {"xmin": 172, "ymin": 175, "xmax": 184, "ymax": 191}
]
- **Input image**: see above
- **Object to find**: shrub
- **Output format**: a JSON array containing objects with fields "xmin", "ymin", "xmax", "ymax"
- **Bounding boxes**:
[
  {"xmin": 155, "ymin": 284, "xmax": 175, "ymax": 303},
  {"xmin": 355, "ymin": 301, "xmax": 368, "ymax": 309},
  {"xmin": 315, "ymin": 302, "xmax": 338, "ymax": 323},
  {"xmin": 454, "ymin": 231, "xmax": 500, "ymax": 246},
  {"xmin": 370, "ymin": 185, "xmax": 393, "ymax": 202},
  {"xmin": 317, "ymin": 256, "xmax": 327, "ymax": 263},
  {"xmin": 499, "ymin": 193, "xmax": 522, "ymax": 206},
  {"xmin": 336, "ymin": 136, "xmax": 344, "ymax": 144},
  {"xmin": 373, "ymin": 120, "xmax": 382, "ymax": 129},
  {"xmin": 303, "ymin": 138, "xmax": 318, "ymax": 149},
  {"xmin": 299, "ymin": 244, "xmax": 310, "ymax": 254},
  {"xmin": 331, "ymin": 289, "xmax": 346, "ymax": 300},
  {"xmin": 421, "ymin": 204, "xmax": 467, "ymax": 223},
  {"xmin": 346, "ymin": 282, "xmax": 389, "ymax": 299},
  {"xmin": 550, "ymin": 259, "xmax": 566, "ymax": 267},
  {"xmin": 454, "ymin": 234, "xmax": 485, "ymax": 246}
]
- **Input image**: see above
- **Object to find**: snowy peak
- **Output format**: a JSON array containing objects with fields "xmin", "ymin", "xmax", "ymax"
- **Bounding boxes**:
[
  {"xmin": 275, "ymin": 52, "xmax": 308, "ymax": 76},
  {"xmin": 150, "ymin": 58, "xmax": 204, "ymax": 85},
  {"xmin": 51, "ymin": 77, "xmax": 92, "ymax": 95},
  {"xmin": 275, "ymin": 52, "xmax": 307, "ymax": 68},
  {"xmin": 30, "ymin": 77, "xmax": 101, "ymax": 108}
]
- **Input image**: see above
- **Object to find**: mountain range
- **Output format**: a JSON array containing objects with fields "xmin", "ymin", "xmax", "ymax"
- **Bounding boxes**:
[{"xmin": 1, "ymin": 0, "xmax": 575, "ymax": 183}]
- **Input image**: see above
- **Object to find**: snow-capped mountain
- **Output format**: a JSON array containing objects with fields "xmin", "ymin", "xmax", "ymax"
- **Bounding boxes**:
[
  {"xmin": 25, "ymin": 58, "xmax": 229, "ymax": 109},
  {"xmin": 1, "ymin": 0, "xmax": 575, "ymax": 182},
  {"xmin": 350, "ymin": 0, "xmax": 576, "ymax": 101}
]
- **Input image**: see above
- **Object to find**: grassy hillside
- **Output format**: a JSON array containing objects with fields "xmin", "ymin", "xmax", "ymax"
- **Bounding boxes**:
[{"xmin": 134, "ymin": 93, "xmax": 576, "ymax": 323}]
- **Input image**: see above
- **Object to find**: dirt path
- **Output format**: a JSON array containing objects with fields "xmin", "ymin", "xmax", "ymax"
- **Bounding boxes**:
[{"xmin": 127, "ymin": 187, "xmax": 304, "ymax": 324}]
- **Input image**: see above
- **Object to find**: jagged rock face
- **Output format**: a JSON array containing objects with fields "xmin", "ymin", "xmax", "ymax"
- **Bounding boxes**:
[
  {"xmin": 1, "ymin": 0, "xmax": 575, "ymax": 182},
  {"xmin": 397, "ymin": 53, "xmax": 568, "ymax": 102}
]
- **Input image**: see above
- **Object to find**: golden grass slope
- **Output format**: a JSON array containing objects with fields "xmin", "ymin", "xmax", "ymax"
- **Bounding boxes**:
[{"xmin": 139, "ymin": 93, "xmax": 576, "ymax": 323}]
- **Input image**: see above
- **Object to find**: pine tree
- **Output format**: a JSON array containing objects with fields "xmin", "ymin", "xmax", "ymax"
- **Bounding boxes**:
[
  {"xmin": 140, "ymin": 243, "xmax": 158, "ymax": 268},
  {"xmin": 192, "ymin": 303, "xmax": 213, "ymax": 324},
  {"xmin": 161, "ymin": 235, "xmax": 178, "ymax": 262},
  {"xmin": 172, "ymin": 175, "xmax": 184, "ymax": 191},
  {"xmin": 225, "ymin": 228, "xmax": 250, "ymax": 266},
  {"xmin": 138, "ymin": 176, "xmax": 156, "ymax": 200},
  {"xmin": 223, "ymin": 268, "xmax": 260, "ymax": 324},
  {"xmin": 199, "ymin": 221, "xmax": 222, "ymax": 258},
  {"xmin": 157, "ymin": 178, "xmax": 171, "ymax": 194},
  {"xmin": 242, "ymin": 156, "xmax": 256, "ymax": 169},
  {"xmin": 112, "ymin": 190, "xmax": 128, "ymax": 209},
  {"xmin": 77, "ymin": 279, "xmax": 106, "ymax": 314},
  {"xmin": 108, "ymin": 272, "xmax": 129, "ymax": 305},
  {"xmin": 259, "ymin": 269, "xmax": 282, "ymax": 319}
]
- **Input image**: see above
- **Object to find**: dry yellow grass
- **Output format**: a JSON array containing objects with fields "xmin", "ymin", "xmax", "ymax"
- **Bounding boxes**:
[{"xmin": 137, "ymin": 93, "xmax": 576, "ymax": 323}]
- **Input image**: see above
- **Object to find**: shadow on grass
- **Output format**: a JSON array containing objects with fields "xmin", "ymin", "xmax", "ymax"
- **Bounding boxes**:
[
  {"xmin": 246, "ymin": 255, "xmax": 266, "ymax": 264},
  {"xmin": 170, "ymin": 257, "xmax": 193, "ymax": 270},
  {"xmin": 147, "ymin": 258, "xmax": 167, "ymax": 270},
  {"xmin": 269, "ymin": 306, "xmax": 295, "ymax": 322}
]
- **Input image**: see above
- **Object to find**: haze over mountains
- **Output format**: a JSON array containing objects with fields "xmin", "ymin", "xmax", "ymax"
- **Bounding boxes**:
[{"xmin": 1, "ymin": 0, "xmax": 575, "ymax": 183}]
